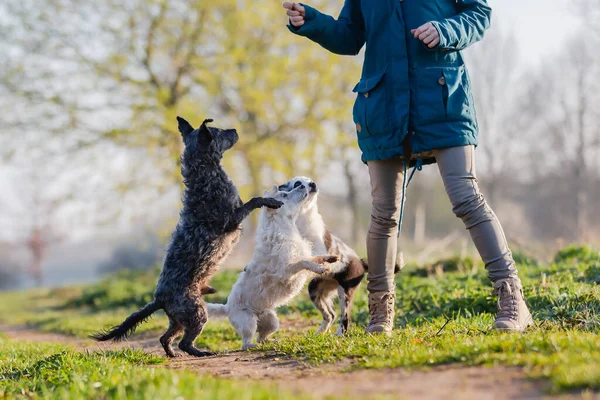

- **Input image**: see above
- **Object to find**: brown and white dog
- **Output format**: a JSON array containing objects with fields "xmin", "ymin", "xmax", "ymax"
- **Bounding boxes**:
[{"xmin": 278, "ymin": 176, "xmax": 382, "ymax": 335}]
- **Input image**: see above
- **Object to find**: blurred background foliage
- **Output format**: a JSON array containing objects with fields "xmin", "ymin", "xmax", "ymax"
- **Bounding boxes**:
[{"xmin": 0, "ymin": 0, "xmax": 599, "ymax": 288}]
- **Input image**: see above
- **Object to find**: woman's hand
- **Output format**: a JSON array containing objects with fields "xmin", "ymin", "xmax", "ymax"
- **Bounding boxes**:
[
  {"xmin": 283, "ymin": 2, "xmax": 306, "ymax": 27},
  {"xmin": 411, "ymin": 22, "xmax": 440, "ymax": 49}
]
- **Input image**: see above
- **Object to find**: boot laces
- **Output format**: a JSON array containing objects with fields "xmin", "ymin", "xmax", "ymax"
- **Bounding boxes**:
[
  {"xmin": 495, "ymin": 279, "xmax": 518, "ymax": 320},
  {"xmin": 369, "ymin": 294, "xmax": 395, "ymax": 325}
]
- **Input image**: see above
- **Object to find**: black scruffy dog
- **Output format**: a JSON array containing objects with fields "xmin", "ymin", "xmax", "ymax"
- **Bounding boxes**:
[{"xmin": 90, "ymin": 117, "xmax": 282, "ymax": 357}]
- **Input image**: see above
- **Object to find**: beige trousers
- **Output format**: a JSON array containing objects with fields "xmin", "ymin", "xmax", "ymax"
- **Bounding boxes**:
[{"xmin": 366, "ymin": 145, "xmax": 519, "ymax": 292}]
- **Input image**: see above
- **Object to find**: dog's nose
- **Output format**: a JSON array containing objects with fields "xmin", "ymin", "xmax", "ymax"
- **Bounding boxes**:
[{"xmin": 309, "ymin": 182, "xmax": 316, "ymax": 189}]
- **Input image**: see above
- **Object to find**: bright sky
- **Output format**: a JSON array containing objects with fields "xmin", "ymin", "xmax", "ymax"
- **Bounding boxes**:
[{"xmin": 491, "ymin": 0, "xmax": 580, "ymax": 66}]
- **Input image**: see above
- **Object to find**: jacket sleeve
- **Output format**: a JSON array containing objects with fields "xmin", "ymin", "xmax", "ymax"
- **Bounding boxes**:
[
  {"xmin": 430, "ymin": 0, "xmax": 492, "ymax": 51},
  {"xmin": 287, "ymin": 1, "xmax": 365, "ymax": 56}
]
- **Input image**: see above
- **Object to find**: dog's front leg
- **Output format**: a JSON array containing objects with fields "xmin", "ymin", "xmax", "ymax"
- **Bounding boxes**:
[
  {"xmin": 290, "ymin": 260, "xmax": 326, "ymax": 274},
  {"xmin": 225, "ymin": 198, "xmax": 283, "ymax": 231},
  {"xmin": 290, "ymin": 256, "xmax": 338, "ymax": 275}
]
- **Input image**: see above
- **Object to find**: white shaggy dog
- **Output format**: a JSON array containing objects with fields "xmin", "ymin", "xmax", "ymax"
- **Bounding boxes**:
[
  {"xmin": 278, "ymin": 176, "xmax": 367, "ymax": 335},
  {"xmin": 207, "ymin": 183, "xmax": 338, "ymax": 350}
]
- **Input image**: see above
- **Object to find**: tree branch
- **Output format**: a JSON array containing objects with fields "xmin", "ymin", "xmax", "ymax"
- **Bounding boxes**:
[{"xmin": 142, "ymin": 0, "xmax": 168, "ymax": 89}]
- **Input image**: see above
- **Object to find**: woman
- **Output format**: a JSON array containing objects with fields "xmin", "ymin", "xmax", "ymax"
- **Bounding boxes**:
[{"xmin": 283, "ymin": 0, "xmax": 532, "ymax": 334}]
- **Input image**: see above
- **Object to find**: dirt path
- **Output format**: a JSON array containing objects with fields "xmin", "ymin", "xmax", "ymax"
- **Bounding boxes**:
[{"xmin": 1, "ymin": 324, "xmax": 592, "ymax": 400}]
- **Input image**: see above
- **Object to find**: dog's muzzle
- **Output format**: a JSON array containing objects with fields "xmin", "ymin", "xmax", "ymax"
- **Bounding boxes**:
[{"xmin": 309, "ymin": 182, "xmax": 318, "ymax": 193}]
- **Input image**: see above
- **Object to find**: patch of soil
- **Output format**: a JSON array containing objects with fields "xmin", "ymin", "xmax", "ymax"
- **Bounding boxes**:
[{"xmin": 0, "ymin": 324, "xmax": 589, "ymax": 400}]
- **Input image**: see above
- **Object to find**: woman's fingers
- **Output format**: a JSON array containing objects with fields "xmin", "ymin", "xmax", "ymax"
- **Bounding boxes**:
[
  {"xmin": 412, "ymin": 24, "xmax": 429, "ymax": 38},
  {"xmin": 413, "ymin": 23, "xmax": 435, "ymax": 38},
  {"xmin": 290, "ymin": 16, "xmax": 304, "ymax": 24},
  {"xmin": 423, "ymin": 34, "xmax": 436, "ymax": 45},
  {"xmin": 291, "ymin": 2, "xmax": 305, "ymax": 14},
  {"xmin": 283, "ymin": 2, "xmax": 305, "ymax": 15},
  {"xmin": 412, "ymin": 22, "xmax": 439, "ymax": 48},
  {"xmin": 428, "ymin": 37, "xmax": 440, "ymax": 48},
  {"xmin": 283, "ymin": 2, "xmax": 305, "ymax": 26},
  {"xmin": 418, "ymin": 29, "xmax": 432, "ymax": 41}
]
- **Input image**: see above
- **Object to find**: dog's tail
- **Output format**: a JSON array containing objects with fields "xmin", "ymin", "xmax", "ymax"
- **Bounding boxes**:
[
  {"xmin": 89, "ymin": 300, "xmax": 162, "ymax": 342},
  {"xmin": 207, "ymin": 303, "xmax": 229, "ymax": 319},
  {"xmin": 360, "ymin": 258, "xmax": 402, "ymax": 274}
]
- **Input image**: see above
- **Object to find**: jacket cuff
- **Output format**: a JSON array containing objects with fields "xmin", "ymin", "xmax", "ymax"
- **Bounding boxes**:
[
  {"xmin": 286, "ymin": 4, "xmax": 324, "ymax": 38},
  {"xmin": 430, "ymin": 20, "xmax": 455, "ymax": 50}
]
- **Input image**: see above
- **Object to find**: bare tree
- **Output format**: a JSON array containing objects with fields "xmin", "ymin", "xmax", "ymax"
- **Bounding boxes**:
[
  {"xmin": 466, "ymin": 28, "xmax": 524, "ymax": 207},
  {"xmin": 522, "ymin": 33, "xmax": 600, "ymax": 241}
]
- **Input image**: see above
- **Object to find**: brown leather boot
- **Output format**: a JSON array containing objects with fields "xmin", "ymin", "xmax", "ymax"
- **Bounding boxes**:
[
  {"xmin": 493, "ymin": 278, "xmax": 533, "ymax": 332},
  {"xmin": 366, "ymin": 291, "xmax": 395, "ymax": 335}
]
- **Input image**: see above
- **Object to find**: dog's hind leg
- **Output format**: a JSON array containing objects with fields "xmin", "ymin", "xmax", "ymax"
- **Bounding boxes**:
[
  {"xmin": 160, "ymin": 317, "xmax": 183, "ymax": 357},
  {"xmin": 178, "ymin": 325, "xmax": 213, "ymax": 357},
  {"xmin": 257, "ymin": 310, "xmax": 279, "ymax": 343},
  {"xmin": 336, "ymin": 285, "xmax": 355, "ymax": 336},
  {"xmin": 176, "ymin": 300, "xmax": 215, "ymax": 357},
  {"xmin": 315, "ymin": 297, "xmax": 336, "ymax": 334},
  {"xmin": 229, "ymin": 309, "xmax": 258, "ymax": 350},
  {"xmin": 309, "ymin": 278, "xmax": 337, "ymax": 334}
]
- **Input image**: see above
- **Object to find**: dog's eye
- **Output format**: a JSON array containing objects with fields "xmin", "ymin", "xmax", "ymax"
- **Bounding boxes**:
[
  {"xmin": 293, "ymin": 181, "xmax": 301, "ymax": 188},
  {"xmin": 282, "ymin": 193, "xmax": 288, "ymax": 198}
]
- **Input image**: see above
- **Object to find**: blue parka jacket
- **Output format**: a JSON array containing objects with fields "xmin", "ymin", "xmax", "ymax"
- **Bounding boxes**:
[{"xmin": 288, "ymin": 0, "xmax": 492, "ymax": 164}]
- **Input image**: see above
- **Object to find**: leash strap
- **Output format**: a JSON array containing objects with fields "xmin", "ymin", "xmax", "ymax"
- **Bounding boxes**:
[{"xmin": 397, "ymin": 157, "xmax": 423, "ymax": 238}]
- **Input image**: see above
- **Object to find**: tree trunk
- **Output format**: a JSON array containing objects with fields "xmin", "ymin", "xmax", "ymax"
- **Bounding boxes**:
[
  {"xmin": 27, "ymin": 228, "xmax": 45, "ymax": 287},
  {"xmin": 574, "ymin": 58, "xmax": 589, "ymax": 242},
  {"xmin": 413, "ymin": 203, "xmax": 426, "ymax": 246},
  {"xmin": 30, "ymin": 257, "xmax": 44, "ymax": 287},
  {"xmin": 245, "ymin": 155, "xmax": 262, "ymax": 233}
]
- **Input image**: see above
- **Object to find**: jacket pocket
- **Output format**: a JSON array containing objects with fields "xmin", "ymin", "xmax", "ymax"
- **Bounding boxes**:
[
  {"xmin": 352, "ymin": 69, "xmax": 391, "ymax": 137},
  {"xmin": 414, "ymin": 65, "xmax": 471, "ymax": 126}
]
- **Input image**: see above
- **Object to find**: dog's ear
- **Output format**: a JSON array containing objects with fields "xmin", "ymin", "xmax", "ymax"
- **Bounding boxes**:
[
  {"xmin": 177, "ymin": 116, "xmax": 194, "ymax": 137},
  {"xmin": 264, "ymin": 184, "xmax": 278, "ymax": 198},
  {"xmin": 198, "ymin": 118, "xmax": 214, "ymax": 146}
]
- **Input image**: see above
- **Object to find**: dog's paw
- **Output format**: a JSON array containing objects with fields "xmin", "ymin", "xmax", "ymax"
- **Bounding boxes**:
[
  {"xmin": 201, "ymin": 286, "xmax": 217, "ymax": 295},
  {"xmin": 314, "ymin": 265, "xmax": 330, "ymax": 274},
  {"xmin": 196, "ymin": 351, "xmax": 217, "ymax": 357},
  {"xmin": 263, "ymin": 199, "xmax": 284, "ymax": 209}
]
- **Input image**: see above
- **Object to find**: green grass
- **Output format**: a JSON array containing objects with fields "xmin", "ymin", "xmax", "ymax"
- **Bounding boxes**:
[
  {"xmin": 0, "ymin": 268, "xmax": 308, "ymax": 352},
  {"xmin": 258, "ymin": 247, "xmax": 600, "ymax": 393},
  {"xmin": 1, "ymin": 245, "xmax": 599, "ymax": 394},
  {"xmin": 261, "ymin": 319, "xmax": 600, "ymax": 393},
  {"xmin": 0, "ymin": 339, "xmax": 321, "ymax": 400}
]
